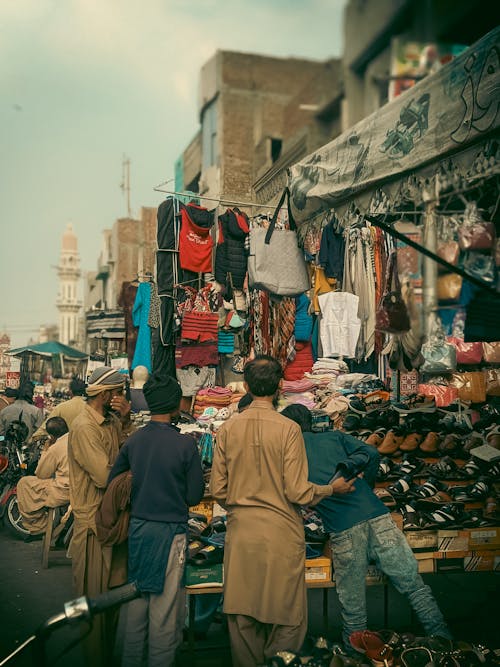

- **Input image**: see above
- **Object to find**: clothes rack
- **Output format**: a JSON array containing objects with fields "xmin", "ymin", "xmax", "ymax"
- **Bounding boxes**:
[{"xmin": 153, "ymin": 183, "xmax": 287, "ymax": 211}]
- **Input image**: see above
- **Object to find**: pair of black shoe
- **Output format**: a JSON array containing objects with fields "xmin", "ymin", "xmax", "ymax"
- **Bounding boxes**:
[{"xmin": 344, "ymin": 408, "xmax": 398, "ymax": 433}]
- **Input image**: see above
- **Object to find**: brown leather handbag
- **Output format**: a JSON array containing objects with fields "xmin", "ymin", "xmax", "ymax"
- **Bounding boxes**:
[
  {"xmin": 375, "ymin": 251, "xmax": 410, "ymax": 333},
  {"xmin": 450, "ymin": 371, "xmax": 486, "ymax": 403},
  {"xmin": 485, "ymin": 369, "xmax": 500, "ymax": 396},
  {"xmin": 458, "ymin": 221, "xmax": 496, "ymax": 250},
  {"xmin": 482, "ymin": 342, "xmax": 500, "ymax": 363},
  {"xmin": 437, "ymin": 241, "xmax": 460, "ymax": 273}
]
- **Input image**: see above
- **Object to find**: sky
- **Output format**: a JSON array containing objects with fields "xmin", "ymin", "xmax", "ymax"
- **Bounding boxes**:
[{"xmin": 0, "ymin": 0, "xmax": 346, "ymax": 347}]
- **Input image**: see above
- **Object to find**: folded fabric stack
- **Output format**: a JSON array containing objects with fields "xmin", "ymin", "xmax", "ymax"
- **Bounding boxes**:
[
  {"xmin": 283, "ymin": 341, "xmax": 314, "ymax": 380},
  {"xmin": 193, "ymin": 386, "xmax": 233, "ymax": 418},
  {"xmin": 304, "ymin": 357, "xmax": 349, "ymax": 385},
  {"xmin": 282, "ymin": 377, "xmax": 318, "ymax": 410}
]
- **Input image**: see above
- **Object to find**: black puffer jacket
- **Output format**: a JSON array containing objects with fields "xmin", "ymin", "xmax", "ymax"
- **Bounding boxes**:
[{"xmin": 215, "ymin": 208, "xmax": 249, "ymax": 290}]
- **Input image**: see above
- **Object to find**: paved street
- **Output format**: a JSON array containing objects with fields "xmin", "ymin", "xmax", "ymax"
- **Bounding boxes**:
[{"xmin": 0, "ymin": 521, "xmax": 498, "ymax": 666}]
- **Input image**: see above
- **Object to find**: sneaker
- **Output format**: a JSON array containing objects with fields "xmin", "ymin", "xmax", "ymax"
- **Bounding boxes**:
[{"xmin": 393, "ymin": 394, "xmax": 436, "ymax": 414}]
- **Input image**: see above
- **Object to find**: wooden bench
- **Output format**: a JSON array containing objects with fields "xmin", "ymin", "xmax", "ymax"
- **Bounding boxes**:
[{"xmin": 41, "ymin": 505, "xmax": 72, "ymax": 569}]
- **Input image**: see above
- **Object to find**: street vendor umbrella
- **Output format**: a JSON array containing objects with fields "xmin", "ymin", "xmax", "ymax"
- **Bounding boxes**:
[
  {"xmin": 8, "ymin": 341, "xmax": 88, "ymax": 359},
  {"xmin": 7, "ymin": 341, "xmax": 89, "ymax": 382}
]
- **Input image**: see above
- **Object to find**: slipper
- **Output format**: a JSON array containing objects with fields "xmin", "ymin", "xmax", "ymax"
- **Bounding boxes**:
[
  {"xmin": 374, "ymin": 488, "xmax": 397, "ymax": 509},
  {"xmin": 187, "ymin": 540, "xmax": 205, "ymax": 560},
  {"xmin": 190, "ymin": 544, "xmax": 224, "ymax": 566}
]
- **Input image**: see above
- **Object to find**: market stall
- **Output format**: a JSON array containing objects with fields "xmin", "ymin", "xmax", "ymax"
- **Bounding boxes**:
[{"xmin": 7, "ymin": 341, "xmax": 89, "ymax": 385}]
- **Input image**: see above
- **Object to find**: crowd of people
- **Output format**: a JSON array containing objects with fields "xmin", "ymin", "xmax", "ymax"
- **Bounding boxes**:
[{"xmin": 0, "ymin": 358, "xmax": 453, "ymax": 667}]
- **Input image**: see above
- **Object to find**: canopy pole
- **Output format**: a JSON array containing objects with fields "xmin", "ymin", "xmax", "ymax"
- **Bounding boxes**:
[{"xmin": 422, "ymin": 200, "xmax": 438, "ymax": 339}]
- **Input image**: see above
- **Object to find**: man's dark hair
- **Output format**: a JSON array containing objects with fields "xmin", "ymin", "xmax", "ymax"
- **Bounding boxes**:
[
  {"xmin": 280, "ymin": 404, "xmax": 313, "ymax": 432},
  {"xmin": 17, "ymin": 381, "xmax": 34, "ymax": 403},
  {"xmin": 46, "ymin": 417, "xmax": 69, "ymax": 440},
  {"xmin": 70, "ymin": 378, "xmax": 86, "ymax": 396},
  {"xmin": 244, "ymin": 356, "xmax": 282, "ymax": 397},
  {"xmin": 238, "ymin": 393, "xmax": 253, "ymax": 412}
]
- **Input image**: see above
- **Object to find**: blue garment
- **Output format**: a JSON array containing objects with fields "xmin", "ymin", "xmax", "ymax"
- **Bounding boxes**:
[
  {"xmin": 132, "ymin": 281, "xmax": 152, "ymax": 372},
  {"xmin": 304, "ymin": 431, "xmax": 387, "ymax": 534},
  {"xmin": 128, "ymin": 518, "xmax": 185, "ymax": 593},
  {"xmin": 108, "ymin": 422, "xmax": 205, "ymax": 522},
  {"xmin": 294, "ymin": 293, "xmax": 313, "ymax": 341},
  {"xmin": 331, "ymin": 513, "xmax": 451, "ymax": 646}
]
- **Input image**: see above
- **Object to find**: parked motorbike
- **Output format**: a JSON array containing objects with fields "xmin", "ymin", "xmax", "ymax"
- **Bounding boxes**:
[{"xmin": 0, "ymin": 417, "xmax": 43, "ymax": 538}]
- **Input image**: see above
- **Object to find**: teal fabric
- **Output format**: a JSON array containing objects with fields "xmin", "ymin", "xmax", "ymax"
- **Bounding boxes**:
[
  {"xmin": 132, "ymin": 282, "xmax": 152, "ymax": 371},
  {"xmin": 218, "ymin": 330, "xmax": 234, "ymax": 354}
]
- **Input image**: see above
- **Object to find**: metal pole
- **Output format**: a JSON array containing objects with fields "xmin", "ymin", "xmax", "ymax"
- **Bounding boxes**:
[{"xmin": 422, "ymin": 201, "xmax": 438, "ymax": 339}]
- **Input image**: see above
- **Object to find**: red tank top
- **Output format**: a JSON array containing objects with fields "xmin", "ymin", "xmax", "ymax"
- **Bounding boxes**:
[{"xmin": 179, "ymin": 205, "xmax": 214, "ymax": 273}]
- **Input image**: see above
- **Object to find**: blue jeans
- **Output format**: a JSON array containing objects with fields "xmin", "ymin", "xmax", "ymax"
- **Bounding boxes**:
[{"xmin": 330, "ymin": 513, "xmax": 451, "ymax": 646}]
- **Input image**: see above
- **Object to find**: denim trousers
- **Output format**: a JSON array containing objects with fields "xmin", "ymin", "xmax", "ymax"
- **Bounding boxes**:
[
  {"xmin": 120, "ymin": 533, "xmax": 187, "ymax": 667},
  {"xmin": 330, "ymin": 513, "xmax": 451, "ymax": 646}
]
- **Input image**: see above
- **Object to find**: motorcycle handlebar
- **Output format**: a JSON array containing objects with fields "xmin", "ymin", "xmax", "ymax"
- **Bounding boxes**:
[{"xmin": 87, "ymin": 582, "xmax": 139, "ymax": 615}]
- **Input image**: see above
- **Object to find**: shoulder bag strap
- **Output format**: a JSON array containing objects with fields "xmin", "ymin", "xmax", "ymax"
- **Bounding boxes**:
[{"xmin": 264, "ymin": 187, "xmax": 296, "ymax": 245}]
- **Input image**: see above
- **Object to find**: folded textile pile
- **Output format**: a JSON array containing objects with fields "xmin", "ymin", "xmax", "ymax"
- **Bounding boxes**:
[
  {"xmin": 193, "ymin": 386, "xmax": 233, "ymax": 418},
  {"xmin": 304, "ymin": 357, "xmax": 349, "ymax": 385}
]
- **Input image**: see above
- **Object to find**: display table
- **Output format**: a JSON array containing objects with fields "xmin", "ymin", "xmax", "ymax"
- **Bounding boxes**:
[{"xmin": 184, "ymin": 577, "xmax": 389, "ymax": 660}]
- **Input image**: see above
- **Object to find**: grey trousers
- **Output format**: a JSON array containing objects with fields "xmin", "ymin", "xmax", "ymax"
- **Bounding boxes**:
[
  {"xmin": 120, "ymin": 533, "xmax": 187, "ymax": 667},
  {"xmin": 227, "ymin": 613, "xmax": 307, "ymax": 667}
]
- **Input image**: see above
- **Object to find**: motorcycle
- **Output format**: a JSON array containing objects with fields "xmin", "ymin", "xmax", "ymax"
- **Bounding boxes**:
[{"xmin": 0, "ymin": 417, "xmax": 43, "ymax": 538}]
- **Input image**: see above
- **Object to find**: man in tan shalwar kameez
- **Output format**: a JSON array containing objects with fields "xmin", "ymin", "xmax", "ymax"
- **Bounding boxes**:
[
  {"xmin": 17, "ymin": 416, "xmax": 70, "ymax": 535},
  {"xmin": 68, "ymin": 367, "xmax": 131, "ymax": 667},
  {"xmin": 32, "ymin": 377, "xmax": 87, "ymax": 440},
  {"xmin": 210, "ymin": 356, "xmax": 355, "ymax": 667}
]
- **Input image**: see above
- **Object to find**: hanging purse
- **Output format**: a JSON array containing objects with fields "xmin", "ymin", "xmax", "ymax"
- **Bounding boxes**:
[
  {"xmin": 437, "ymin": 241, "xmax": 460, "ymax": 272},
  {"xmin": 417, "ymin": 383, "xmax": 458, "ymax": 407},
  {"xmin": 446, "ymin": 337, "xmax": 483, "ymax": 365},
  {"xmin": 462, "ymin": 252, "xmax": 496, "ymax": 284},
  {"xmin": 485, "ymin": 369, "xmax": 500, "ymax": 396},
  {"xmin": 450, "ymin": 371, "xmax": 486, "ymax": 402},
  {"xmin": 248, "ymin": 187, "xmax": 310, "ymax": 296},
  {"xmin": 421, "ymin": 318, "xmax": 457, "ymax": 373},
  {"xmin": 375, "ymin": 251, "xmax": 411, "ymax": 334},
  {"xmin": 458, "ymin": 203, "xmax": 496, "ymax": 250},
  {"xmin": 437, "ymin": 273, "xmax": 463, "ymax": 301},
  {"xmin": 482, "ymin": 342, "xmax": 500, "ymax": 363}
]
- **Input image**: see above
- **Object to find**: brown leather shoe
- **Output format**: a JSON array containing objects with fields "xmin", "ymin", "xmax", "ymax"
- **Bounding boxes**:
[
  {"xmin": 365, "ymin": 429, "xmax": 386, "ymax": 447},
  {"xmin": 438, "ymin": 433, "xmax": 462, "ymax": 454},
  {"xmin": 419, "ymin": 431, "xmax": 440, "ymax": 454},
  {"xmin": 378, "ymin": 430, "xmax": 405, "ymax": 455},
  {"xmin": 399, "ymin": 432, "xmax": 424, "ymax": 452}
]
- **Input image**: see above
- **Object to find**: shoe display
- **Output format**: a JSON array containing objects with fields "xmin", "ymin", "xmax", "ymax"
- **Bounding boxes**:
[
  {"xmin": 419, "ymin": 431, "xmax": 440, "ymax": 454},
  {"xmin": 419, "ymin": 502, "xmax": 465, "ymax": 529},
  {"xmin": 393, "ymin": 394, "xmax": 436, "ymax": 414},
  {"xmin": 450, "ymin": 476, "xmax": 491, "ymax": 501},
  {"xmin": 387, "ymin": 474, "xmax": 414, "ymax": 498},
  {"xmin": 437, "ymin": 433, "xmax": 463, "ymax": 455},
  {"xmin": 365, "ymin": 429, "xmax": 386, "ymax": 447},
  {"xmin": 410, "ymin": 478, "xmax": 448, "ymax": 499},
  {"xmin": 378, "ymin": 429, "xmax": 405, "ymax": 455},
  {"xmin": 458, "ymin": 458, "xmax": 482, "ymax": 479},
  {"xmin": 399, "ymin": 432, "xmax": 424, "ymax": 452},
  {"xmin": 343, "ymin": 414, "xmax": 361, "ymax": 432},
  {"xmin": 376, "ymin": 456, "xmax": 394, "ymax": 481},
  {"xmin": 426, "ymin": 456, "xmax": 463, "ymax": 480},
  {"xmin": 400, "ymin": 503, "xmax": 424, "ymax": 530},
  {"xmin": 388, "ymin": 454, "xmax": 425, "ymax": 479}
]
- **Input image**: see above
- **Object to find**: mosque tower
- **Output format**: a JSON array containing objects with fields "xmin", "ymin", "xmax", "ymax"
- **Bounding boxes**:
[{"xmin": 56, "ymin": 224, "xmax": 82, "ymax": 346}]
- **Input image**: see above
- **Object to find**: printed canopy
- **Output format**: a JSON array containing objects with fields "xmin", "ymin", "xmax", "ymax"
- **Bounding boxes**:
[
  {"xmin": 8, "ymin": 341, "xmax": 88, "ymax": 361},
  {"xmin": 288, "ymin": 26, "xmax": 500, "ymax": 223}
]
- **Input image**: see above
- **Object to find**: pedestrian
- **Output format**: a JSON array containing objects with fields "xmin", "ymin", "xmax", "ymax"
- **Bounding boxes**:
[
  {"xmin": 0, "ymin": 387, "xmax": 16, "ymax": 415},
  {"xmin": 67, "ymin": 367, "xmax": 131, "ymax": 667},
  {"xmin": 17, "ymin": 416, "xmax": 70, "ymax": 538},
  {"xmin": 210, "ymin": 355, "xmax": 354, "ymax": 667},
  {"xmin": 32, "ymin": 377, "xmax": 87, "ymax": 440},
  {"xmin": 280, "ymin": 403, "xmax": 452, "ymax": 652},
  {"xmin": 0, "ymin": 381, "xmax": 43, "ymax": 439},
  {"xmin": 108, "ymin": 373, "xmax": 205, "ymax": 667}
]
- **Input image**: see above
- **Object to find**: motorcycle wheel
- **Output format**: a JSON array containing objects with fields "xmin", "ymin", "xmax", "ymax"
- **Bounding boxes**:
[{"xmin": 4, "ymin": 494, "xmax": 30, "ymax": 539}]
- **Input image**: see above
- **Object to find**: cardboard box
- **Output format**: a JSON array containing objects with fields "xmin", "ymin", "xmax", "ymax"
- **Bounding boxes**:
[
  {"xmin": 469, "ymin": 528, "xmax": 500, "ymax": 551},
  {"xmin": 434, "ymin": 557, "xmax": 465, "ymax": 573},
  {"xmin": 190, "ymin": 500, "xmax": 214, "ymax": 522},
  {"xmin": 415, "ymin": 552, "xmax": 435, "ymax": 573},
  {"xmin": 406, "ymin": 530, "xmax": 438, "ymax": 552},
  {"xmin": 464, "ymin": 551, "xmax": 500, "ymax": 572},
  {"xmin": 437, "ymin": 530, "xmax": 469, "ymax": 552},
  {"xmin": 305, "ymin": 557, "xmax": 332, "ymax": 582},
  {"xmin": 185, "ymin": 563, "xmax": 223, "ymax": 588}
]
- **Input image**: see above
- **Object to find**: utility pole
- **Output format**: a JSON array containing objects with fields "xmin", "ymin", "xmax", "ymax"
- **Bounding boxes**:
[{"xmin": 120, "ymin": 154, "xmax": 132, "ymax": 218}]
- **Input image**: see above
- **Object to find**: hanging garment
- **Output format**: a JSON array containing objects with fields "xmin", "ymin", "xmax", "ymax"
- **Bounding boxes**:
[
  {"xmin": 294, "ymin": 294, "xmax": 313, "ymax": 342},
  {"xmin": 283, "ymin": 341, "xmax": 314, "ymax": 381},
  {"xmin": 215, "ymin": 208, "xmax": 249, "ymax": 290},
  {"xmin": 318, "ymin": 216, "xmax": 345, "ymax": 281},
  {"xmin": 318, "ymin": 292, "xmax": 361, "ymax": 359},
  {"xmin": 118, "ymin": 282, "xmax": 138, "ymax": 368},
  {"xmin": 148, "ymin": 282, "xmax": 160, "ymax": 329},
  {"xmin": 311, "ymin": 266, "xmax": 337, "ymax": 314},
  {"xmin": 179, "ymin": 203, "xmax": 215, "ymax": 273},
  {"xmin": 271, "ymin": 297, "xmax": 296, "ymax": 368},
  {"xmin": 132, "ymin": 282, "xmax": 152, "ymax": 372}
]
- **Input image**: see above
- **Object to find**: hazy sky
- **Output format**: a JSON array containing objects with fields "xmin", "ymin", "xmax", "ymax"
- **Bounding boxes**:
[{"xmin": 0, "ymin": 0, "xmax": 346, "ymax": 347}]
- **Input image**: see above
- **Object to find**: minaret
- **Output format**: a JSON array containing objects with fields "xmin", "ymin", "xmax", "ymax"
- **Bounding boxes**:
[{"xmin": 56, "ymin": 224, "xmax": 82, "ymax": 346}]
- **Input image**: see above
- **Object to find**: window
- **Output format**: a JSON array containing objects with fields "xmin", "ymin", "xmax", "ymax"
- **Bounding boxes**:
[{"xmin": 202, "ymin": 101, "xmax": 218, "ymax": 170}]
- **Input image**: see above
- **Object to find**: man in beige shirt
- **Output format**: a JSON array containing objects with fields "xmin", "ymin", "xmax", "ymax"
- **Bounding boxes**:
[
  {"xmin": 32, "ymin": 378, "xmax": 87, "ymax": 440},
  {"xmin": 68, "ymin": 367, "xmax": 131, "ymax": 667},
  {"xmin": 210, "ymin": 355, "xmax": 355, "ymax": 667},
  {"xmin": 17, "ymin": 416, "xmax": 70, "ymax": 536}
]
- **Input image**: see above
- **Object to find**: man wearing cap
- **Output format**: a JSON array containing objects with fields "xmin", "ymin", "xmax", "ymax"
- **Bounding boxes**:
[
  {"xmin": 108, "ymin": 373, "xmax": 205, "ymax": 667},
  {"xmin": 0, "ymin": 382, "xmax": 43, "ymax": 439},
  {"xmin": 67, "ymin": 367, "xmax": 131, "ymax": 666}
]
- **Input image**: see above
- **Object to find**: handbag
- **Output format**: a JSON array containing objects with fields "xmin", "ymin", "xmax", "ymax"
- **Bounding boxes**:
[
  {"xmin": 462, "ymin": 252, "xmax": 496, "ymax": 283},
  {"xmin": 482, "ymin": 341, "xmax": 500, "ymax": 363},
  {"xmin": 450, "ymin": 371, "xmax": 486, "ymax": 403},
  {"xmin": 417, "ymin": 383, "xmax": 458, "ymax": 407},
  {"xmin": 457, "ymin": 204, "xmax": 496, "ymax": 250},
  {"xmin": 437, "ymin": 273, "xmax": 463, "ymax": 301},
  {"xmin": 485, "ymin": 369, "xmax": 500, "ymax": 396},
  {"xmin": 248, "ymin": 187, "xmax": 310, "ymax": 296},
  {"xmin": 437, "ymin": 240, "xmax": 460, "ymax": 272},
  {"xmin": 446, "ymin": 337, "xmax": 483, "ymax": 365},
  {"xmin": 421, "ymin": 318, "xmax": 457, "ymax": 373},
  {"xmin": 375, "ymin": 251, "xmax": 411, "ymax": 333}
]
